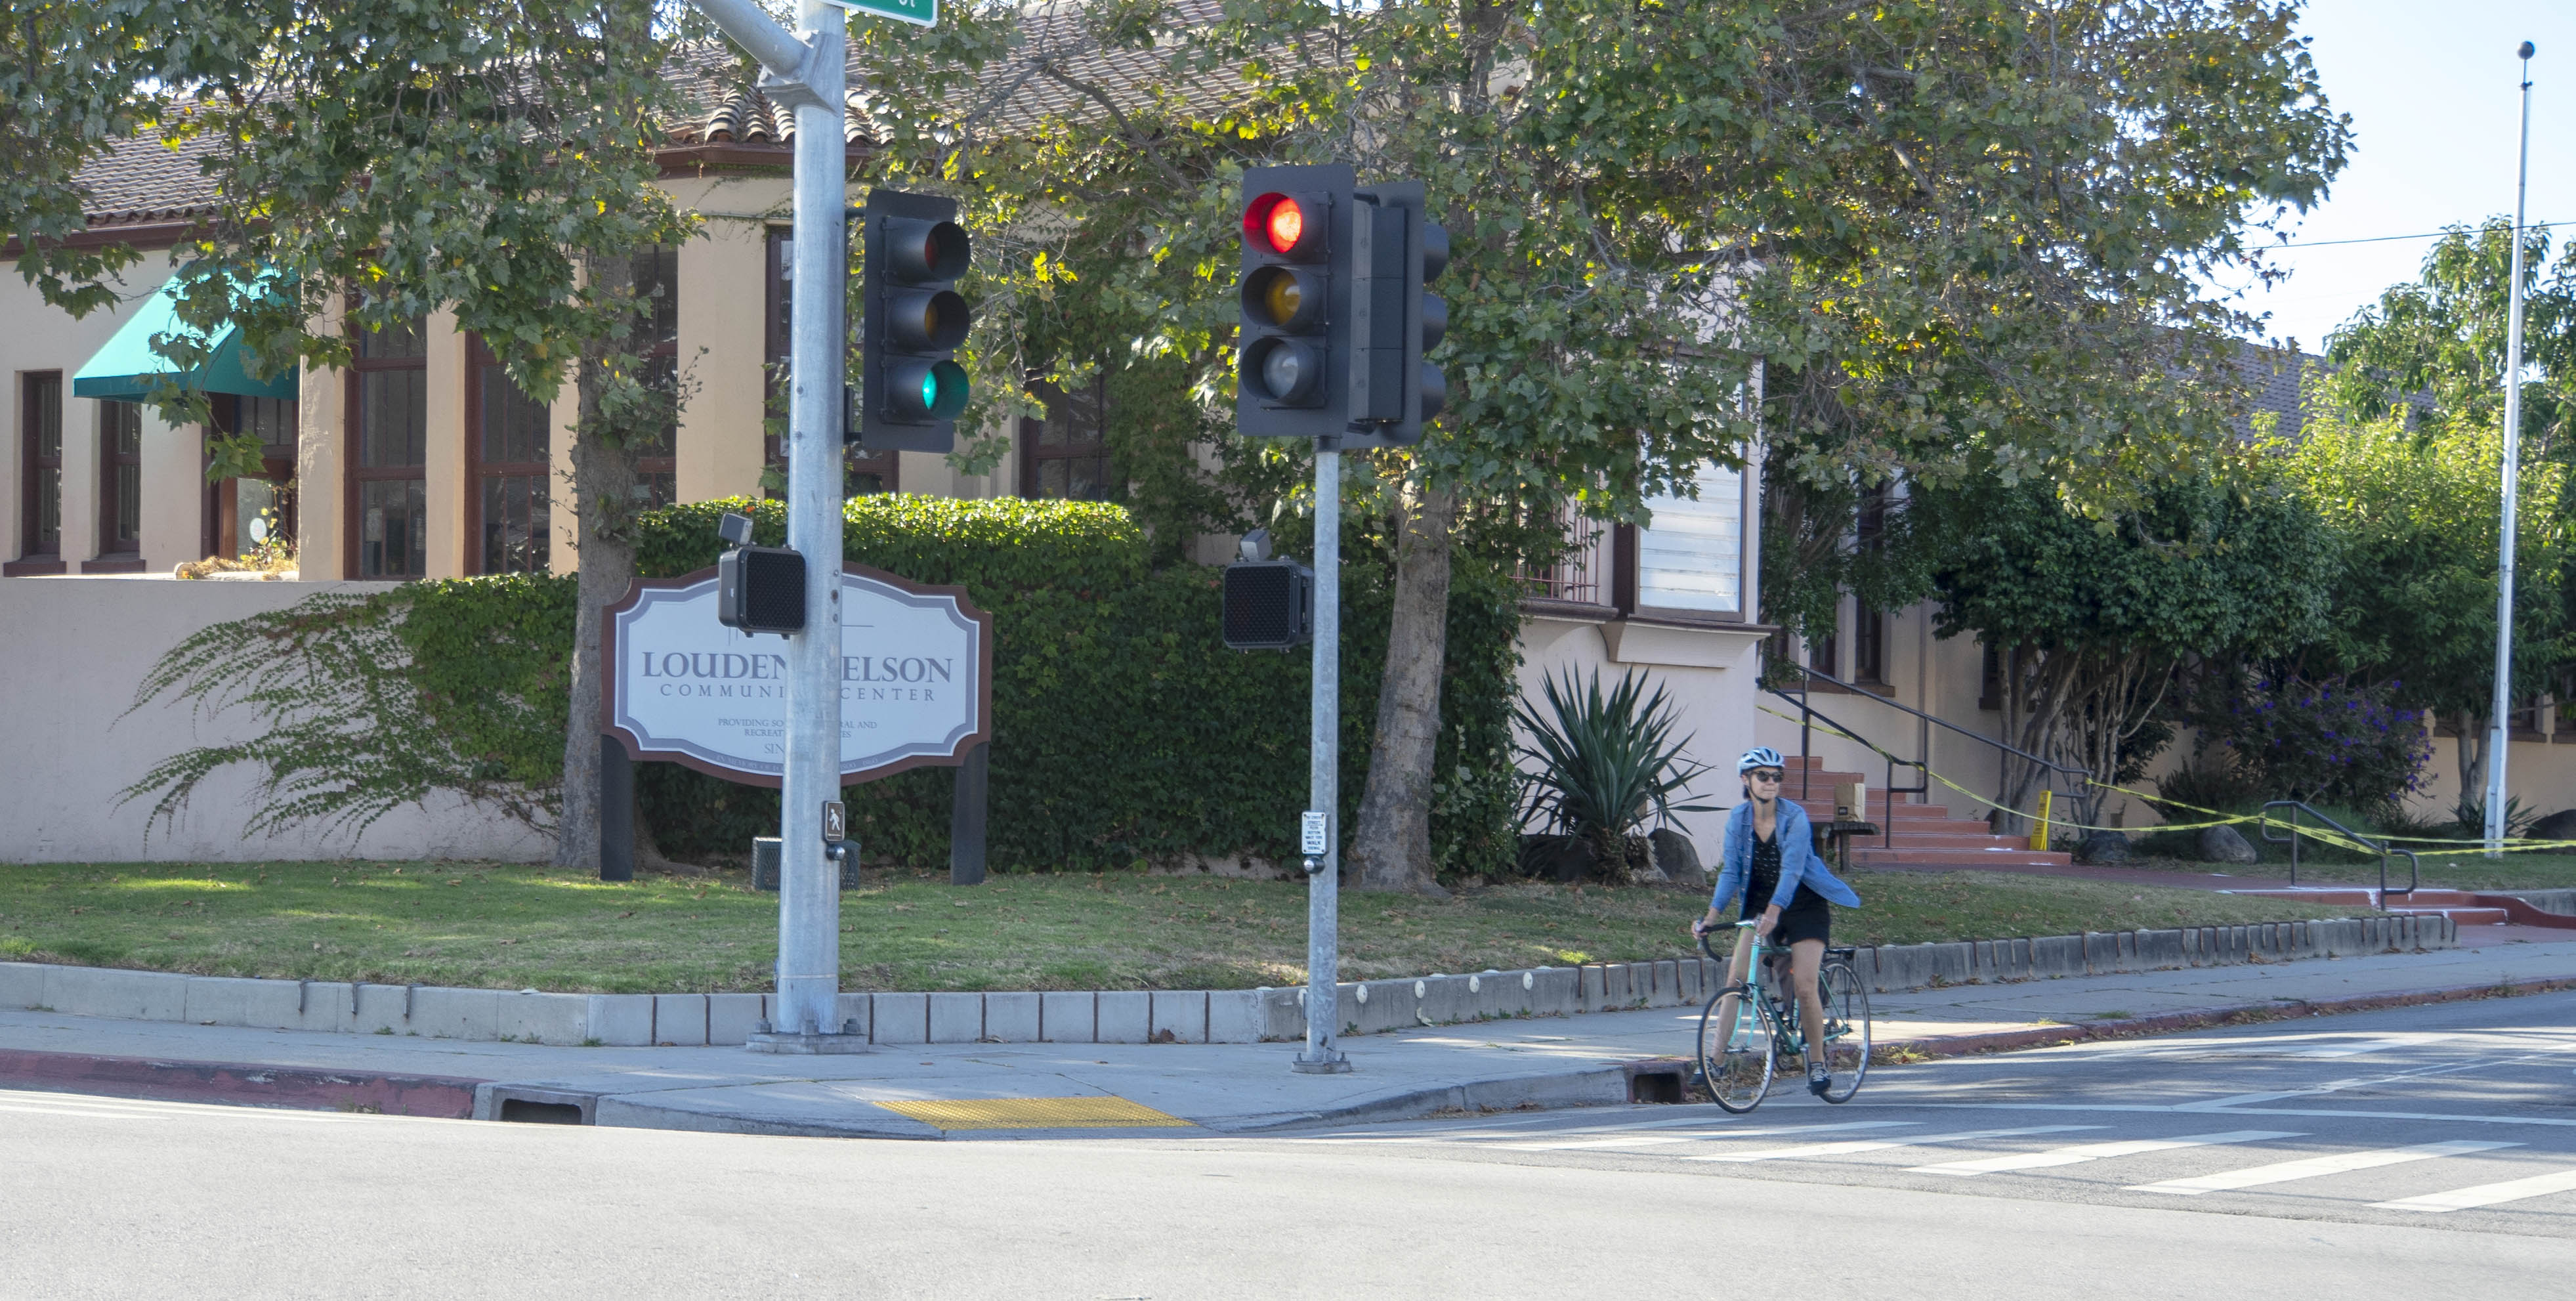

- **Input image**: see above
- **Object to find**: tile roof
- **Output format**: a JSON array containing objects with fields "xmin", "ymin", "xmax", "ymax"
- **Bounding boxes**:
[
  {"xmin": 72, "ymin": 3, "xmax": 1257, "ymax": 226},
  {"xmin": 2230, "ymin": 341, "xmax": 2324, "ymax": 440}
]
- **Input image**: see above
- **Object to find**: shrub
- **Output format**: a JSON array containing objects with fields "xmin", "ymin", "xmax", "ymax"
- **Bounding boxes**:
[
  {"xmin": 2181, "ymin": 672, "xmax": 2431, "ymax": 813},
  {"xmin": 131, "ymin": 494, "xmax": 1523, "ymax": 880},
  {"xmin": 1513, "ymin": 668, "xmax": 1716, "ymax": 877}
]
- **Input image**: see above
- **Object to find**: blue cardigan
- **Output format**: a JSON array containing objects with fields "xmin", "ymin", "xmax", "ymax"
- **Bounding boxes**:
[{"xmin": 1707, "ymin": 798, "xmax": 1863, "ymax": 914}]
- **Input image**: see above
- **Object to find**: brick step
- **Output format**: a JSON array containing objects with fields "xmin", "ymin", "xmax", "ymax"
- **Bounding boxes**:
[
  {"xmin": 1788, "ymin": 800, "xmax": 1977, "ymax": 823},
  {"xmin": 1847, "ymin": 847, "xmax": 2075, "ymax": 868},
  {"xmin": 1856, "ymin": 832, "xmax": 2058, "ymax": 848}
]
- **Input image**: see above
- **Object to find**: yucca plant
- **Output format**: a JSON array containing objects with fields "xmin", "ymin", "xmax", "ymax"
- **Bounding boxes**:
[{"xmin": 1514, "ymin": 668, "xmax": 1718, "ymax": 879}]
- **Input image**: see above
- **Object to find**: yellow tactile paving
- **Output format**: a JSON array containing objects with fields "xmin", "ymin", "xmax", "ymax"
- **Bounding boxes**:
[{"xmin": 872, "ymin": 1096, "xmax": 1194, "ymax": 1130}]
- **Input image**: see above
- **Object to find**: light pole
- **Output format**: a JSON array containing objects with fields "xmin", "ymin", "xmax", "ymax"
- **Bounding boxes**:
[
  {"xmin": 1295, "ymin": 444, "xmax": 1349, "ymax": 1074},
  {"xmin": 690, "ymin": 0, "xmax": 858, "ymax": 1046},
  {"xmin": 2482, "ymin": 41, "xmax": 2537, "ymax": 857}
]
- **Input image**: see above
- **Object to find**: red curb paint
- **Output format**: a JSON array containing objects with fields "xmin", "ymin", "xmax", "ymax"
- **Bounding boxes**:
[
  {"xmin": 0, "ymin": 1049, "xmax": 487, "ymax": 1118},
  {"xmin": 1883, "ymin": 975, "xmax": 2576, "ymax": 1062}
]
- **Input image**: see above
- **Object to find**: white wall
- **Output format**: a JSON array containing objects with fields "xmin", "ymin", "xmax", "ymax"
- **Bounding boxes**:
[
  {"xmin": 1515, "ymin": 615, "xmax": 1768, "ymax": 855},
  {"xmin": 0, "ymin": 576, "xmax": 553, "ymax": 863}
]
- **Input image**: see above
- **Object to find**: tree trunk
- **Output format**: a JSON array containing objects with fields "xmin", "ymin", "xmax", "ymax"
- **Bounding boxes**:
[
  {"xmin": 553, "ymin": 252, "xmax": 642, "ymax": 872},
  {"xmin": 1348, "ymin": 481, "xmax": 1456, "ymax": 896},
  {"xmin": 2453, "ymin": 711, "xmax": 2489, "ymax": 818}
]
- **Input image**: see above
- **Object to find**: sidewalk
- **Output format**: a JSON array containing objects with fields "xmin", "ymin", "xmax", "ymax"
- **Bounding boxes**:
[{"xmin": 5, "ymin": 938, "xmax": 2572, "ymax": 1138}]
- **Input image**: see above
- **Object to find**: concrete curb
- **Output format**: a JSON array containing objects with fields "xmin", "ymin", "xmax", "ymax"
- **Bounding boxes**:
[
  {"xmin": 0, "ymin": 914, "xmax": 2460, "ymax": 1048},
  {"xmin": 0, "ymin": 1048, "xmax": 484, "ymax": 1117},
  {"xmin": 1881, "ymin": 973, "xmax": 2576, "ymax": 1062}
]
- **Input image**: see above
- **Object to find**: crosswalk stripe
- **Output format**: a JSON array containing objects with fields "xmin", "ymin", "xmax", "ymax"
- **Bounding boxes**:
[
  {"xmin": 2129, "ymin": 1140, "xmax": 2523, "ymax": 1195},
  {"xmin": 0, "ymin": 1101, "xmax": 173, "ymax": 1120},
  {"xmin": 2370, "ymin": 1168, "xmax": 2576, "ymax": 1212},
  {"xmin": 1499, "ymin": 1120, "xmax": 1920, "ymax": 1152},
  {"xmin": 0, "ymin": 1092, "xmax": 371, "ymax": 1123},
  {"xmin": 1912, "ymin": 1130, "xmax": 2302, "ymax": 1176},
  {"xmin": 1691, "ymin": 1126, "xmax": 2101, "ymax": 1164}
]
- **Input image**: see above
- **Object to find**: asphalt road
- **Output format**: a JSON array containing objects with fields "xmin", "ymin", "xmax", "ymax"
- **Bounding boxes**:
[{"xmin": 3, "ymin": 993, "xmax": 2570, "ymax": 1299}]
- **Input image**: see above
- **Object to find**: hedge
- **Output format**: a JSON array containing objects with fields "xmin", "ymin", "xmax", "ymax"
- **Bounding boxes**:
[{"xmin": 127, "ymin": 494, "xmax": 1520, "ymax": 878}]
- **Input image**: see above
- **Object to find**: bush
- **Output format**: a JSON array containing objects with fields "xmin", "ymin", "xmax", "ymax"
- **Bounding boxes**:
[
  {"xmin": 2181, "ymin": 672, "xmax": 2432, "ymax": 812},
  {"xmin": 133, "ymin": 495, "xmax": 1522, "ymax": 880}
]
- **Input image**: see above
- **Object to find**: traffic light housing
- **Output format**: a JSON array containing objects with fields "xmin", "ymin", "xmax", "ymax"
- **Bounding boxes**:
[
  {"xmin": 1236, "ymin": 164, "xmax": 1355, "ymax": 439},
  {"xmin": 857, "ymin": 188, "xmax": 973, "ymax": 453},
  {"xmin": 1235, "ymin": 167, "xmax": 1446, "ymax": 446},
  {"xmin": 1222, "ymin": 559, "xmax": 1315, "ymax": 650}
]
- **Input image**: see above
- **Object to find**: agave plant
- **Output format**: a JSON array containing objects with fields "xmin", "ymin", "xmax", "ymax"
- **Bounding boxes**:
[{"xmin": 1514, "ymin": 668, "xmax": 1718, "ymax": 878}]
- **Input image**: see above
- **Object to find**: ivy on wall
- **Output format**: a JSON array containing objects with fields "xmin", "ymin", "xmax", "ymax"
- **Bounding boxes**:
[{"xmin": 127, "ymin": 496, "xmax": 1521, "ymax": 878}]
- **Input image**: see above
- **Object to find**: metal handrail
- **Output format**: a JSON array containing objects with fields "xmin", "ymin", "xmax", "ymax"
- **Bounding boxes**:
[
  {"xmin": 1765, "ymin": 661, "xmax": 2088, "ymax": 847},
  {"xmin": 1759, "ymin": 686, "xmax": 1928, "ymax": 848},
  {"xmin": 1785, "ymin": 663, "xmax": 2088, "ymax": 778},
  {"xmin": 2257, "ymin": 800, "xmax": 2420, "ymax": 901}
]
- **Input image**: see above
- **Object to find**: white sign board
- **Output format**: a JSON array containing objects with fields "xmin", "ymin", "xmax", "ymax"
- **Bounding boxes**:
[{"xmin": 602, "ymin": 565, "xmax": 993, "ymax": 786}]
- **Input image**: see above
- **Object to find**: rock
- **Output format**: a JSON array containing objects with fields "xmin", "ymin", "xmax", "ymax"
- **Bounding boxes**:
[
  {"xmin": 1621, "ymin": 835, "xmax": 1668, "ymax": 885},
  {"xmin": 2077, "ymin": 830, "xmax": 2133, "ymax": 864},
  {"xmin": 1517, "ymin": 834, "xmax": 1592, "ymax": 883},
  {"xmin": 2197, "ymin": 823, "xmax": 2260, "ymax": 864},
  {"xmin": 2526, "ymin": 809, "xmax": 2576, "ymax": 843},
  {"xmin": 1648, "ymin": 827, "xmax": 1708, "ymax": 890}
]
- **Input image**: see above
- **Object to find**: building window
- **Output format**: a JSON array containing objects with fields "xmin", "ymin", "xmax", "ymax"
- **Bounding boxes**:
[
  {"xmin": 19, "ymin": 372, "xmax": 62, "ymax": 564},
  {"xmin": 1021, "ymin": 376, "xmax": 1110, "ymax": 500},
  {"xmin": 1979, "ymin": 641, "xmax": 2004, "ymax": 712},
  {"xmin": 765, "ymin": 228, "xmax": 896, "ymax": 498},
  {"xmin": 1624, "ymin": 461, "xmax": 1746, "ymax": 619},
  {"xmin": 348, "ymin": 316, "xmax": 427, "ymax": 579},
  {"xmin": 209, "ymin": 396, "xmax": 299, "ymax": 561},
  {"xmin": 469, "ymin": 337, "xmax": 551, "ymax": 574},
  {"xmin": 1852, "ymin": 607, "xmax": 1888, "ymax": 685},
  {"xmin": 97, "ymin": 399, "xmax": 142, "ymax": 557},
  {"xmin": 1809, "ymin": 617, "xmax": 1839, "ymax": 682},
  {"xmin": 631, "ymin": 245, "xmax": 679, "ymax": 509}
]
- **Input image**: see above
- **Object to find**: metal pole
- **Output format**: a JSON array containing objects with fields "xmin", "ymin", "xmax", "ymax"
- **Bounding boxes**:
[
  {"xmin": 1294, "ymin": 444, "xmax": 1349, "ymax": 1073},
  {"xmin": 2483, "ymin": 41, "xmax": 2536, "ymax": 858},
  {"xmin": 690, "ymin": 0, "xmax": 853, "ymax": 1044}
]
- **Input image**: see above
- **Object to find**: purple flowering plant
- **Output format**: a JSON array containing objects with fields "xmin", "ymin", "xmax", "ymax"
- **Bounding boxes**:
[{"xmin": 2187, "ymin": 673, "xmax": 2432, "ymax": 811}]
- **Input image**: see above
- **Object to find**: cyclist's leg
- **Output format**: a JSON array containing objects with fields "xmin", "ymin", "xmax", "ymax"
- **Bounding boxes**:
[
  {"xmin": 1788, "ymin": 938, "xmax": 1828, "ymax": 1064},
  {"xmin": 1714, "ymin": 924, "xmax": 1758, "ymax": 1038}
]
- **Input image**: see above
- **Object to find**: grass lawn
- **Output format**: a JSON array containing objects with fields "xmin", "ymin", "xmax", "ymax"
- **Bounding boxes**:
[
  {"xmin": 2128, "ymin": 851, "xmax": 2576, "ymax": 893},
  {"xmin": 0, "ymin": 861, "xmax": 2374, "ymax": 994}
]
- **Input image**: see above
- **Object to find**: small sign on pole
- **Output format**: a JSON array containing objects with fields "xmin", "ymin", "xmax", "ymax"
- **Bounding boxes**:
[{"xmin": 1300, "ymin": 811, "xmax": 1329, "ymax": 859}]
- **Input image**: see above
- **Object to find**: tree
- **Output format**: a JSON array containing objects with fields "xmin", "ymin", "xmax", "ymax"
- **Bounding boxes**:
[
  {"xmin": 4, "ymin": 0, "xmax": 701, "ymax": 868},
  {"xmin": 1906, "ymin": 465, "xmax": 2340, "ymax": 828},
  {"xmin": 2277, "ymin": 386, "xmax": 2570, "ymax": 809},
  {"xmin": 2325, "ymin": 219, "xmax": 2576, "ymax": 458},
  {"xmin": 851, "ymin": 0, "xmax": 2351, "ymax": 892}
]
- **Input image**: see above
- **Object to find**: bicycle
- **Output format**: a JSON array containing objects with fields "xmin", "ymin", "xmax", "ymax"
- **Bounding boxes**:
[{"xmin": 1694, "ymin": 920, "xmax": 1872, "ymax": 1112}]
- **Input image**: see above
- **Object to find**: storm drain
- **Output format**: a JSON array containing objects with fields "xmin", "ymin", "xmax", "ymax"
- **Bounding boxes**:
[{"xmin": 480, "ymin": 1086, "xmax": 599, "ymax": 1124}]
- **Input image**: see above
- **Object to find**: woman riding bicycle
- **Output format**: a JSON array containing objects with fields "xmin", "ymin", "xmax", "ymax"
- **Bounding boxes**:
[{"xmin": 1690, "ymin": 746, "xmax": 1863, "ymax": 1097}]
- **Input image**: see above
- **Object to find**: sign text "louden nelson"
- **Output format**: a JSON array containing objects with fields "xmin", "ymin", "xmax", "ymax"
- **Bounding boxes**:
[{"xmin": 636, "ymin": 650, "xmax": 956, "ymax": 702}]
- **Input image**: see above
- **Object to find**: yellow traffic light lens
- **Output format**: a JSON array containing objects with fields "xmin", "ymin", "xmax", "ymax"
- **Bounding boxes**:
[{"xmin": 1262, "ymin": 274, "xmax": 1301, "ymax": 325}]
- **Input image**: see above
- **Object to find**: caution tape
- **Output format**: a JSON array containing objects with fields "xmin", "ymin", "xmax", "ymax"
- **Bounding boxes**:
[{"xmin": 1750, "ymin": 702, "xmax": 2573, "ymax": 858}]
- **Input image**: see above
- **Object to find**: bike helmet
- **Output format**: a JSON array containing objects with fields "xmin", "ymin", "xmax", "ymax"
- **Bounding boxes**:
[{"xmin": 1737, "ymin": 746, "xmax": 1785, "ymax": 775}]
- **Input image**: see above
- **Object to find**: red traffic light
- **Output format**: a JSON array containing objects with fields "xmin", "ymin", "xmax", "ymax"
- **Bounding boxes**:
[{"xmin": 1244, "ymin": 192, "xmax": 1324, "ymax": 259}]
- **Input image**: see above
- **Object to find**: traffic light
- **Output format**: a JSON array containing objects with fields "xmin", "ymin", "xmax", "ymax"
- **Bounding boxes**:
[
  {"xmin": 1234, "ymin": 167, "xmax": 1446, "ymax": 446},
  {"xmin": 1338, "ymin": 181, "xmax": 1446, "ymax": 449},
  {"xmin": 1236, "ymin": 164, "xmax": 1355, "ymax": 438},
  {"xmin": 714, "ymin": 511, "xmax": 807, "ymax": 636},
  {"xmin": 857, "ymin": 188, "xmax": 973, "ymax": 453},
  {"xmin": 1222, "ymin": 532, "xmax": 1314, "ymax": 650}
]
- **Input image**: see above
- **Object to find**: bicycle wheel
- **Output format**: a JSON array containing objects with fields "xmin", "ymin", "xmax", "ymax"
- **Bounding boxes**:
[
  {"xmin": 1815, "ymin": 960, "xmax": 1871, "ymax": 1104},
  {"xmin": 1697, "ymin": 985, "xmax": 1778, "ymax": 1113}
]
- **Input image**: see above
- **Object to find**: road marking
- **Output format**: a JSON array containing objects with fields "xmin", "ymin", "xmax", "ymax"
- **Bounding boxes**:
[
  {"xmin": 0, "ymin": 1091, "xmax": 375, "ymax": 1123},
  {"xmin": 1898, "ymin": 1100, "xmax": 2576, "ymax": 1130},
  {"xmin": 2371, "ymin": 1168, "xmax": 2576, "ymax": 1213},
  {"xmin": 0, "ymin": 1101, "xmax": 172, "ymax": 1120},
  {"xmin": 1691, "ymin": 1126, "xmax": 2101, "ymax": 1164},
  {"xmin": 872, "ymin": 1096, "xmax": 1193, "ymax": 1130},
  {"xmin": 1912, "ymin": 1130, "xmax": 2301, "ymax": 1176},
  {"xmin": 1497, "ymin": 1121, "xmax": 1919, "ymax": 1152},
  {"xmin": 2128, "ymin": 1140, "xmax": 2523, "ymax": 1195}
]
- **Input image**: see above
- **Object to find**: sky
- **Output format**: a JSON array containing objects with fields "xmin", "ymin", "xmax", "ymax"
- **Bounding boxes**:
[{"xmin": 2218, "ymin": 0, "xmax": 2576, "ymax": 355}]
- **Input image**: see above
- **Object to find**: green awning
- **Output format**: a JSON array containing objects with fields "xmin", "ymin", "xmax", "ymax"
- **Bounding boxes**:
[{"xmin": 71, "ymin": 275, "xmax": 298, "ymax": 403}]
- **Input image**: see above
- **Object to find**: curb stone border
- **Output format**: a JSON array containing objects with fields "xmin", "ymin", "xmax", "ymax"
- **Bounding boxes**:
[{"xmin": 0, "ymin": 914, "xmax": 2456, "ymax": 1048}]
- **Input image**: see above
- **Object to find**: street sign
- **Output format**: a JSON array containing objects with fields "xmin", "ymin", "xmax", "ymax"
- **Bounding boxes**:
[
  {"xmin": 820, "ymin": 0, "xmax": 935, "ymax": 28},
  {"xmin": 1300, "ymin": 811, "xmax": 1328, "ymax": 857},
  {"xmin": 603, "ymin": 563, "xmax": 994, "ymax": 785}
]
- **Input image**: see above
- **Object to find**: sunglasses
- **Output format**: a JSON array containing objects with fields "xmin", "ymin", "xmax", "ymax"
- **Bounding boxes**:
[{"xmin": 1746, "ymin": 769, "xmax": 1784, "ymax": 782}]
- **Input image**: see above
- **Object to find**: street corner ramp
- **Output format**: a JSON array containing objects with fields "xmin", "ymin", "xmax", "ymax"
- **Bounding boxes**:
[{"xmin": 872, "ymin": 1096, "xmax": 1197, "ymax": 1132}]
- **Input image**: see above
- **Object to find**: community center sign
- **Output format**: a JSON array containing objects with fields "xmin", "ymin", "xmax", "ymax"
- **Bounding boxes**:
[{"xmin": 601, "ymin": 565, "xmax": 994, "ymax": 786}]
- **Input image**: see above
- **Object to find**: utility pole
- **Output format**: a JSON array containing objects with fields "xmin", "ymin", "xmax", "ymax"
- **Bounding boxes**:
[
  {"xmin": 2483, "ymin": 40, "xmax": 2537, "ymax": 859},
  {"xmin": 690, "ymin": 0, "xmax": 857, "ymax": 1046}
]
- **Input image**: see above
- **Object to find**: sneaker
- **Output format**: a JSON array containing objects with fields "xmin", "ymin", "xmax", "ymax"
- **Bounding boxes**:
[{"xmin": 1807, "ymin": 1064, "xmax": 1832, "ymax": 1097}]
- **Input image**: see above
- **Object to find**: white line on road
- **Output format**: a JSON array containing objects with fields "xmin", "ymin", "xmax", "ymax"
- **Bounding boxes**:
[
  {"xmin": 1897, "ymin": 1100, "xmax": 2576, "ymax": 1129},
  {"xmin": 2127, "ymin": 1140, "xmax": 2523, "ymax": 1195},
  {"xmin": 1690, "ymin": 1126, "xmax": 2101, "ymax": 1164},
  {"xmin": 2370, "ymin": 1168, "xmax": 2576, "ymax": 1212},
  {"xmin": 1496, "ymin": 1121, "xmax": 1922, "ymax": 1152},
  {"xmin": 1912, "ymin": 1130, "xmax": 2302, "ymax": 1176},
  {"xmin": 0, "ymin": 1101, "xmax": 173, "ymax": 1120}
]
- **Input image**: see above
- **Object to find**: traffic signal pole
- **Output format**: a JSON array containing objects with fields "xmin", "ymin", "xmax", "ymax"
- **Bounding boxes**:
[
  {"xmin": 690, "ymin": 0, "xmax": 856, "ymax": 1047},
  {"xmin": 1296, "ymin": 442, "xmax": 1349, "ymax": 1073}
]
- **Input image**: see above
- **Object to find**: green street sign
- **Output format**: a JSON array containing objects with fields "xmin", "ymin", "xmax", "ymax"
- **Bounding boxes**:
[{"xmin": 824, "ymin": 0, "xmax": 935, "ymax": 28}]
